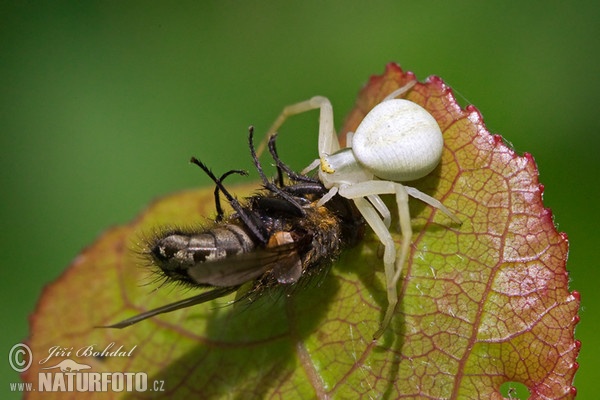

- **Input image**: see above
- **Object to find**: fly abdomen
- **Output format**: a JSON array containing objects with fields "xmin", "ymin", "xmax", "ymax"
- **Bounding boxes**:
[{"xmin": 151, "ymin": 224, "xmax": 255, "ymax": 284}]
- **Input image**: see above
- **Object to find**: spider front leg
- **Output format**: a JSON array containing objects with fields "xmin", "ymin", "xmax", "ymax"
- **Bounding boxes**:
[{"xmin": 257, "ymin": 96, "xmax": 340, "ymax": 161}]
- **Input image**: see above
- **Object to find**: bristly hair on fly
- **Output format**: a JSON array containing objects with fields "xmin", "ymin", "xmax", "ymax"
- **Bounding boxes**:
[{"xmin": 101, "ymin": 126, "xmax": 365, "ymax": 329}]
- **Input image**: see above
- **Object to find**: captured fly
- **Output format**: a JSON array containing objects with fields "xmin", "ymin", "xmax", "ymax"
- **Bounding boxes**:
[{"xmin": 104, "ymin": 127, "xmax": 365, "ymax": 328}]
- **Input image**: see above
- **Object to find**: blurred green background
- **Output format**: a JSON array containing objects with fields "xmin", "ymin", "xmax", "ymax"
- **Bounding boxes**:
[{"xmin": 1, "ymin": 1, "xmax": 597, "ymax": 398}]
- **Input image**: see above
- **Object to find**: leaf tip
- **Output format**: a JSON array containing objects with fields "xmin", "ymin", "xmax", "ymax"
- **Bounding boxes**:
[
  {"xmin": 367, "ymin": 63, "xmax": 417, "ymax": 94},
  {"xmin": 424, "ymin": 74, "xmax": 445, "ymax": 89},
  {"xmin": 383, "ymin": 61, "xmax": 409, "ymax": 77}
]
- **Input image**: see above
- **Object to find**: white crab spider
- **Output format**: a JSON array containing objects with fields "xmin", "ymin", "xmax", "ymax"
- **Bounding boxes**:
[{"xmin": 259, "ymin": 81, "xmax": 460, "ymax": 338}]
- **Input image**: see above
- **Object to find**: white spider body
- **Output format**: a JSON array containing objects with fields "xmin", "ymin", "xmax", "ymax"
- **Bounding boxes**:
[
  {"xmin": 352, "ymin": 99, "xmax": 444, "ymax": 181},
  {"xmin": 260, "ymin": 81, "xmax": 460, "ymax": 339}
]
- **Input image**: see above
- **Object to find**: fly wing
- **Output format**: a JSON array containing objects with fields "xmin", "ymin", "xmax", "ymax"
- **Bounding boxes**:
[
  {"xmin": 187, "ymin": 241, "xmax": 304, "ymax": 286},
  {"xmin": 101, "ymin": 240, "xmax": 308, "ymax": 329},
  {"xmin": 99, "ymin": 286, "xmax": 238, "ymax": 329}
]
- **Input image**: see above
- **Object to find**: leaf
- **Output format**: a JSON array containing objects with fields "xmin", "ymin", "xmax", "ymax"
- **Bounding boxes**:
[{"xmin": 24, "ymin": 63, "xmax": 579, "ymax": 399}]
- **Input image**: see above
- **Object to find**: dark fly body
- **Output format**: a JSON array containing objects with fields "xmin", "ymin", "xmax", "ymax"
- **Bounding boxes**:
[{"xmin": 104, "ymin": 127, "xmax": 365, "ymax": 328}]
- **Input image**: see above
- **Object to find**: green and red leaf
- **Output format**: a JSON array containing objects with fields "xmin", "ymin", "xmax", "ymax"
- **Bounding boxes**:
[{"xmin": 24, "ymin": 63, "xmax": 579, "ymax": 399}]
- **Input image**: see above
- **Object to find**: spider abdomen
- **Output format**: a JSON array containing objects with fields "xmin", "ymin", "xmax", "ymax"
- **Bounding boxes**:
[{"xmin": 352, "ymin": 99, "xmax": 443, "ymax": 182}]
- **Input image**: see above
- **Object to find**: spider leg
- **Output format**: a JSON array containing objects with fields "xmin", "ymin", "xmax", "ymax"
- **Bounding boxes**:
[
  {"xmin": 382, "ymin": 80, "xmax": 417, "ymax": 102},
  {"xmin": 351, "ymin": 196, "xmax": 399, "ymax": 339},
  {"xmin": 301, "ymin": 158, "xmax": 321, "ymax": 175},
  {"xmin": 392, "ymin": 183, "xmax": 412, "ymax": 295},
  {"xmin": 338, "ymin": 181, "xmax": 414, "ymax": 339},
  {"xmin": 257, "ymin": 96, "xmax": 339, "ymax": 159},
  {"xmin": 404, "ymin": 186, "xmax": 461, "ymax": 224},
  {"xmin": 339, "ymin": 179, "xmax": 457, "ymax": 338},
  {"xmin": 367, "ymin": 194, "xmax": 392, "ymax": 228},
  {"xmin": 316, "ymin": 186, "xmax": 339, "ymax": 206}
]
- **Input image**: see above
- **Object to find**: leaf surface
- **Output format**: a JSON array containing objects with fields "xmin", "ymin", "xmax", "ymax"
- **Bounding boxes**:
[{"xmin": 24, "ymin": 63, "xmax": 579, "ymax": 399}]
